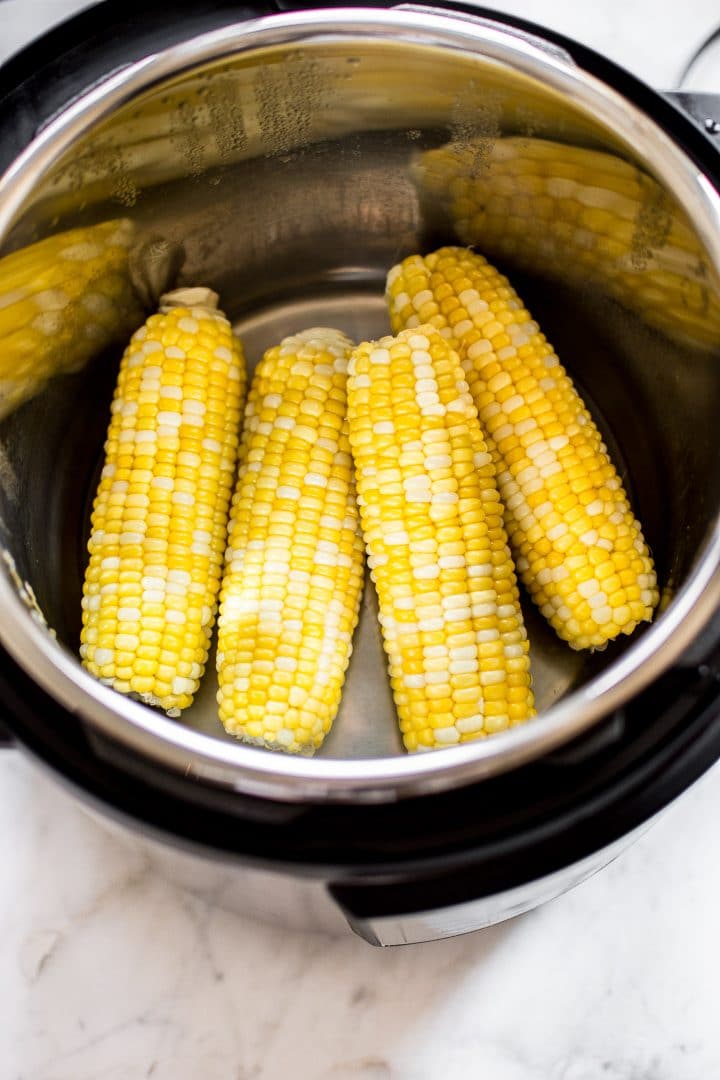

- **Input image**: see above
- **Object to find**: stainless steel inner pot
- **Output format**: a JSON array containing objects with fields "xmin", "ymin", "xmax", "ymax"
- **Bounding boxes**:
[{"xmin": 2, "ymin": 6, "xmax": 720, "ymax": 802}]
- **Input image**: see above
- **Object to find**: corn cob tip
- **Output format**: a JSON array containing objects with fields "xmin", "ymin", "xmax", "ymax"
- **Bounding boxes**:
[
  {"xmin": 282, "ymin": 326, "xmax": 356, "ymax": 365},
  {"xmin": 160, "ymin": 286, "xmax": 219, "ymax": 313},
  {"xmin": 222, "ymin": 728, "xmax": 320, "ymax": 757},
  {"xmin": 130, "ymin": 690, "xmax": 183, "ymax": 718}
]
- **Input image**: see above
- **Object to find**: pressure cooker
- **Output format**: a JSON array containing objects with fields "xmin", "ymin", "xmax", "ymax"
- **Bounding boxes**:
[{"xmin": 2, "ymin": 0, "xmax": 720, "ymax": 945}]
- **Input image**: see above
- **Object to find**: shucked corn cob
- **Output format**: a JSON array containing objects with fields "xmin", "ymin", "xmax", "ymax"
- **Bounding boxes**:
[
  {"xmin": 80, "ymin": 287, "xmax": 246, "ymax": 713},
  {"xmin": 0, "ymin": 219, "xmax": 143, "ymax": 420},
  {"xmin": 347, "ymin": 325, "xmax": 534, "ymax": 751},
  {"xmin": 387, "ymin": 247, "xmax": 658, "ymax": 650},
  {"xmin": 415, "ymin": 137, "xmax": 720, "ymax": 351},
  {"xmin": 217, "ymin": 328, "xmax": 364, "ymax": 755}
]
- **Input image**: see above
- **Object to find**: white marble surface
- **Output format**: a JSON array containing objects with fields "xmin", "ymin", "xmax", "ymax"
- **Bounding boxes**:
[
  {"xmin": 4, "ymin": 752, "xmax": 720, "ymax": 1080},
  {"xmin": 3, "ymin": 1, "xmax": 720, "ymax": 1078}
]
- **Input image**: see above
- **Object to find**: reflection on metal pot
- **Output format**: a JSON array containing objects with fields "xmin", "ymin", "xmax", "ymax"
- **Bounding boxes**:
[
  {"xmin": 0, "ymin": 219, "xmax": 143, "ymax": 419},
  {"xmin": 414, "ymin": 136, "xmax": 720, "ymax": 351}
]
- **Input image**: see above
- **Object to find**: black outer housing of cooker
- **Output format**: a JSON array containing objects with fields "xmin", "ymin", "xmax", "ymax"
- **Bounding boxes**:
[{"xmin": 2, "ymin": 0, "xmax": 720, "ymax": 923}]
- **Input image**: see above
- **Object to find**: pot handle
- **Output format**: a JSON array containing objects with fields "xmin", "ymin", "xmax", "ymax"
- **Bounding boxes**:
[{"xmin": 664, "ymin": 91, "xmax": 720, "ymax": 136}]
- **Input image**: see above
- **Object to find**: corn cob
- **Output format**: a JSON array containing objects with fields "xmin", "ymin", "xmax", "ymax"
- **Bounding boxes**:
[
  {"xmin": 217, "ymin": 328, "xmax": 364, "ymax": 754},
  {"xmin": 0, "ymin": 219, "xmax": 143, "ymax": 421},
  {"xmin": 415, "ymin": 137, "xmax": 720, "ymax": 351},
  {"xmin": 347, "ymin": 325, "xmax": 534, "ymax": 751},
  {"xmin": 80, "ymin": 287, "xmax": 246, "ymax": 714},
  {"xmin": 386, "ymin": 247, "xmax": 658, "ymax": 650}
]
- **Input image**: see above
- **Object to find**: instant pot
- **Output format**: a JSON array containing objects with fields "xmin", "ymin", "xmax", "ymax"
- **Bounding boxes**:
[{"xmin": 2, "ymin": 0, "xmax": 720, "ymax": 945}]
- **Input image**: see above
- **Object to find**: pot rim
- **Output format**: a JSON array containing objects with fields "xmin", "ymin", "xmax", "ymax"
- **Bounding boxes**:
[{"xmin": 2, "ymin": 5, "xmax": 720, "ymax": 803}]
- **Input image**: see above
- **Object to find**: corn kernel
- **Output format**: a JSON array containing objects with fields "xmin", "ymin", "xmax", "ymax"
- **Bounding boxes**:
[
  {"xmin": 217, "ymin": 328, "xmax": 364, "ymax": 755},
  {"xmin": 387, "ymin": 247, "xmax": 658, "ymax": 650},
  {"xmin": 81, "ymin": 288, "xmax": 247, "ymax": 712},
  {"xmin": 348, "ymin": 325, "xmax": 534, "ymax": 751}
]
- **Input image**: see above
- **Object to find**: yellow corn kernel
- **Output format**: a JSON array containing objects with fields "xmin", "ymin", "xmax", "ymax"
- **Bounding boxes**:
[
  {"xmin": 80, "ymin": 286, "xmax": 246, "ymax": 713},
  {"xmin": 348, "ymin": 324, "xmax": 534, "ymax": 751},
  {"xmin": 217, "ymin": 328, "xmax": 365, "ymax": 755},
  {"xmin": 387, "ymin": 248, "xmax": 658, "ymax": 649}
]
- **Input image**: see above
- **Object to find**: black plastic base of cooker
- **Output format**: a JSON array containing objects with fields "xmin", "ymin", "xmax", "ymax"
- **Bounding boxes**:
[
  {"xmin": 2, "ymin": 0, "xmax": 720, "ymax": 920},
  {"xmin": 4, "ymin": 633, "xmax": 720, "ymax": 920}
]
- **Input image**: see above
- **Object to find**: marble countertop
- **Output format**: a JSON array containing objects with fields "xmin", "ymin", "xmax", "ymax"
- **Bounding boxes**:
[{"xmin": 3, "ymin": 1, "xmax": 720, "ymax": 1077}]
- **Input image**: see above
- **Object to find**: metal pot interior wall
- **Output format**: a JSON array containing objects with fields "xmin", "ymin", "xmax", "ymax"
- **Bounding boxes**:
[{"xmin": 1, "ymin": 21, "xmax": 719, "ymax": 767}]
